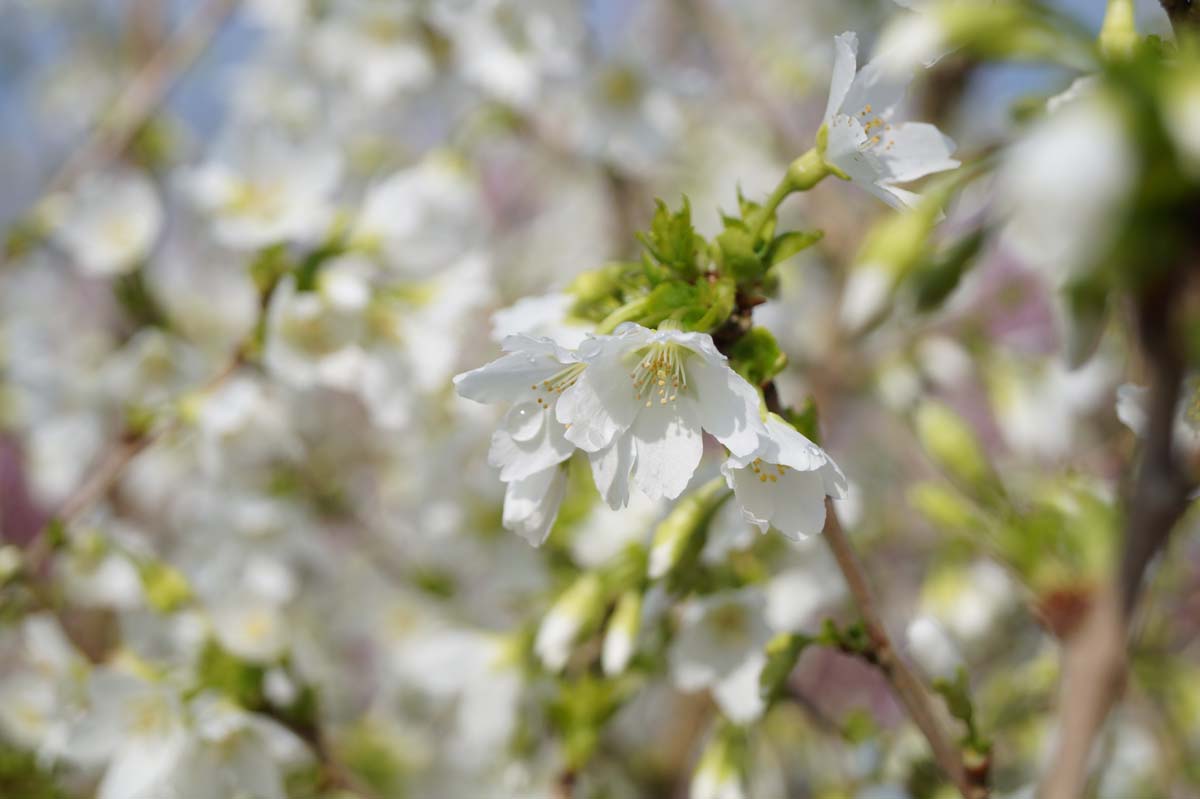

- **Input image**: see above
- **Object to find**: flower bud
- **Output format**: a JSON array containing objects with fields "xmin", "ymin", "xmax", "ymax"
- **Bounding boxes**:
[
  {"xmin": 602, "ymin": 590, "xmax": 642, "ymax": 677},
  {"xmin": 906, "ymin": 615, "xmax": 964, "ymax": 682},
  {"xmin": 535, "ymin": 572, "xmax": 605, "ymax": 672},
  {"xmin": 138, "ymin": 560, "xmax": 192, "ymax": 613},
  {"xmin": 691, "ymin": 724, "xmax": 749, "ymax": 799},
  {"xmin": 913, "ymin": 400, "xmax": 996, "ymax": 496},
  {"xmin": 648, "ymin": 479, "xmax": 728, "ymax": 579}
]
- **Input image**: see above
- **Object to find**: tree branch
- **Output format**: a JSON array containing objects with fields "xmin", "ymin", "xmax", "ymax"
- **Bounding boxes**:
[
  {"xmin": 1038, "ymin": 272, "xmax": 1196, "ymax": 799},
  {"xmin": 35, "ymin": 0, "xmax": 240, "ymax": 202},
  {"xmin": 821, "ymin": 500, "xmax": 986, "ymax": 799}
]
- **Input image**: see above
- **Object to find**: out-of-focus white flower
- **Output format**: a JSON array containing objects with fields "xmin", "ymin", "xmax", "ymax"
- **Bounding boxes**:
[
  {"xmin": 1117, "ymin": 378, "xmax": 1200, "ymax": 458},
  {"xmin": 602, "ymin": 591, "xmax": 642, "ymax": 677},
  {"xmin": 72, "ymin": 670, "xmax": 190, "ymax": 799},
  {"xmin": 432, "ymin": 0, "xmax": 579, "ymax": 109},
  {"xmin": 182, "ymin": 132, "xmax": 341, "ymax": 250},
  {"xmin": 906, "ymin": 615, "xmax": 965, "ymax": 681},
  {"xmin": 670, "ymin": 588, "xmax": 772, "ymax": 723},
  {"xmin": 990, "ymin": 354, "xmax": 1115, "ymax": 460},
  {"xmin": 764, "ymin": 558, "xmax": 846, "ymax": 633},
  {"xmin": 691, "ymin": 726, "xmax": 748, "ymax": 799},
  {"xmin": 48, "ymin": 169, "xmax": 162, "ymax": 276},
  {"xmin": 211, "ymin": 596, "xmax": 289, "ymax": 663},
  {"xmin": 917, "ymin": 335, "xmax": 974, "ymax": 390},
  {"xmin": 874, "ymin": 8, "xmax": 948, "ymax": 77},
  {"xmin": 352, "ymin": 156, "xmax": 481, "ymax": 277},
  {"xmin": 0, "ymin": 615, "xmax": 88, "ymax": 761},
  {"xmin": 997, "ymin": 84, "xmax": 1135, "ymax": 284},
  {"xmin": 822, "ymin": 32, "xmax": 959, "ymax": 209},
  {"xmin": 721, "ymin": 415, "xmax": 846, "ymax": 541},
  {"xmin": 196, "ymin": 376, "xmax": 302, "ymax": 478},
  {"xmin": 491, "ymin": 293, "xmax": 591, "ymax": 349},
  {"xmin": 26, "ymin": 413, "xmax": 105, "ymax": 506},
  {"xmin": 920, "ymin": 560, "xmax": 1016, "ymax": 644},
  {"xmin": 535, "ymin": 573, "xmax": 604, "ymax": 671},
  {"xmin": 311, "ymin": 1, "xmax": 434, "ymax": 102},
  {"xmin": 557, "ymin": 323, "xmax": 765, "ymax": 508}
]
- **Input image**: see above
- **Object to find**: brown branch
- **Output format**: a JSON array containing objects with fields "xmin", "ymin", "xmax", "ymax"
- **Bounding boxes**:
[
  {"xmin": 821, "ymin": 500, "xmax": 986, "ymax": 799},
  {"xmin": 1037, "ymin": 273, "xmax": 1196, "ymax": 799},
  {"xmin": 35, "ymin": 0, "xmax": 241, "ymax": 201},
  {"xmin": 1159, "ymin": 0, "xmax": 1200, "ymax": 31}
]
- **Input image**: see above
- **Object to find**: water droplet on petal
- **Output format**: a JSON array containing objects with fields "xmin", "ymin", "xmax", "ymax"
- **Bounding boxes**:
[{"xmin": 506, "ymin": 402, "xmax": 544, "ymax": 441}]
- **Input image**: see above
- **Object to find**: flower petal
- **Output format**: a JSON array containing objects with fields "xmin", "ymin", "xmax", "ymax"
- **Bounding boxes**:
[
  {"xmin": 824, "ymin": 32, "xmax": 859, "ymax": 124},
  {"xmin": 631, "ymin": 401, "xmax": 703, "ymax": 501},
  {"xmin": 588, "ymin": 434, "xmax": 636, "ymax": 509},
  {"xmin": 502, "ymin": 465, "xmax": 568, "ymax": 546},
  {"xmin": 878, "ymin": 122, "xmax": 959, "ymax": 183},
  {"xmin": 687, "ymin": 358, "xmax": 764, "ymax": 458},
  {"xmin": 771, "ymin": 469, "xmax": 829, "ymax": 541}
]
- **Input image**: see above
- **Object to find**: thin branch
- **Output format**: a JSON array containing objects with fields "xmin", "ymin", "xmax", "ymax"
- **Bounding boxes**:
[
  {"xmin": 1159, "ymin": 0, "xmax": 1200, "ymax": 31},
  {"xmin": 35, "ymin": 0, "xmax": 241, "ymax": 201},
  {"xmin": 1037, "ymin": 273, "xmax": 1196, "ymax": 799},
  {"xmin": 821, "ymin": 500, "xmax": 986, "ymax": 799}
]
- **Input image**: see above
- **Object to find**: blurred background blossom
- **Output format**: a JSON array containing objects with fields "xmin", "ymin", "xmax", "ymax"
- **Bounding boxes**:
[{"xmin": 1, "ymin": 1, "xmax": 1198, "ymax": 798}]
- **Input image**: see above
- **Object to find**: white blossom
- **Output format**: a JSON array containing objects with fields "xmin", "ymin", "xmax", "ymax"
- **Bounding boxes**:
[
  {"xmin": 49, "ymin": 169, "xmax": 162, "ymax": 276},
  {"xmin": 822, "ymin": 32, "xmax": 959, "ymax": 209},
  {"xmin": 721, "ymin": 415, "xmax": 846, "ymax": 541},
  {"xmin": 557, "ymin": 323, "xmax": 765, "ymax": 507}
]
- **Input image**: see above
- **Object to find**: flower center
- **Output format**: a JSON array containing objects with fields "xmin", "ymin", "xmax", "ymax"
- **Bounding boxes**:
[
  {"xmin": 531, "ymin": 363, "xmax": 586, "ymax": 408},
  {"xmin": 749, "ymin": 457, "xmax": 786, "ymax": 483},
  {"xmin": 852, "ymin": 103, "xmax": 895, "ymax": 153},
  {"xmin": 629, "ymin": 342, "xmax": 688, "ymax": 408}
]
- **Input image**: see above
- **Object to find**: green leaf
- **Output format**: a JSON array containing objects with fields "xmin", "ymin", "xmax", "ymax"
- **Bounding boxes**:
[
  {"xmin": 910, "ymin": 227, "xmax": 987, "ymax": 313},
  {"xmin": 195, "ymin": 639, "xmax": 266, "ymax": 708},
  {"xmin": 727, "ymin": 327, "xmax": 787, "ymax": 386},
  {"xmin": 782, "ymin": 396, "xmax": 820, "ymax": 445},
  {"xmin": 715, "ymin": 226, "xmax": 764, "ymax": 286},
  {"xmin": 636, "ymin": 197, "xmax": 704, "ymax": 279},
  {"xmin": 765, "ymin": 230, "xmax": 823, "ymax": 267},
  {"xmin": 759, "ymin": 632, "xmax": 812, "ymax": 705}
]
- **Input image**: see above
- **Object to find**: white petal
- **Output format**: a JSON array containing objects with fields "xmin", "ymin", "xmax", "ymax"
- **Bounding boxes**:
[
  {"xmin": 712, "ymin": 651, "xmax": 768, "ymax": 724},
  {"xmin": 824, "ymin": 32, "xmax": 860, "ymax": 124},
  {"xmin": 98, "ymin": 732, "xmax": 188, "ymax": 799},
  {"xmin": 588, "ymin": 434, "xmax": 636, "ymax": 510},
  {"xmin": 726, "ymin": 464, "xmax": 774, "ymax": 534},
  {"xmin": 453, "ymin": 348, "xmax": 560, "ymax": 405},
  {"xmin": 558, "ymin": 352, "xmax": 639, "ymax": 452},
  {"xmin": 764, "ymin": 416, "xmax": 827, "ymax": 473},
  {"xmin": 687, "ymin": 359, "xmax": 764, "ymax": 458},
  {"xmin": 878, "ymin": 122, "xmax": 959, "ymax": 183},
  {"xmin": 841, "ymin": 52, "xmax": 911, "ymax": 123},
  {"xmin": 491, "ymin": 409, "xmax": 573, "ymax": 483},
  {"xmin": 631, "ymin": 401, "xmax": 704, "ymax": 501},
  {"xmin": 502, "ymin": 465, "xmax": 568, "ymax": 546},
  {"xmin": 770, "ymin": 469, "xmax": 829, "ymax": 541}
]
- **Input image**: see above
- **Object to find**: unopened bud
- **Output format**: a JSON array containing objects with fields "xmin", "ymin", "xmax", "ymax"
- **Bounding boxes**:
[
  {"xmin": 535, "ymin": 572, "xmax": 605, "ymax": 672},
  {"xmin": 648, "ymin": 479, "xmax": 728, "ymax": 579},
  {"xmin": 691, "ymin": 724, "xmax": 749, "ymax": 799},
  {"xmin": 913, "ymin": 400, "xmax": 995, "ymax": 495},
  {"xmin": 602, "ymin": 590, "xmax": 642, "ymax": 677}
]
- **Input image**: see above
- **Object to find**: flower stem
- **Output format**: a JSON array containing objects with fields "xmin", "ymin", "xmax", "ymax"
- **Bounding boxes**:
[
  {"xmin": 749, "ymin": 148, "xmax": 829, "ymax": 243},
  {"xmin": 820, "ymin": 499, "xmax": 985, "ymax": 798},
  {"xmin": 595, "ymin": 296, "xmax": 651, "ymax": 334}
]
